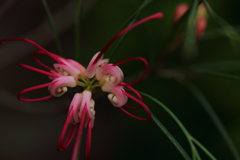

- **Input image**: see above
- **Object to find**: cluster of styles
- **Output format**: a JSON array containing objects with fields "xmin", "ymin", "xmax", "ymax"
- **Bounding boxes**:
[{"xmin": 0, "ymin": 13, "xmax": 163, "ymax": 160}]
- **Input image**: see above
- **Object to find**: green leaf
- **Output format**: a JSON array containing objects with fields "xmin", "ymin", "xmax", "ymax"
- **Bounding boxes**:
[
  {"xmin": 189, "ymin": 67, "xmax": 240, "ymax": 82},
  {"xmin": 189, "ymin": 61, "xmax": 240, "ymax": 71},
  {"xmin": 41, "ymin": 0, "xmax": 64, "ymax": 56},
  {"xmin": 75, "ymin": 0, "xmax": 83, "ymax": 62},
  {"xmin": 138, "ymin": 91, "xmax": 198, "ymax": 160},
  {"xmin": 182, "ymin": 82, "xmax": 240, "ymax": 160},
  {"xmin": 182, "ymin": 0, "xmax": 199, "ymax": 62},
  {"xmin": 151, "ymin": 113, "xmax": 192, "ymax": 160},
  {"xmin": 191, "ymin": 136, "xmax": 217, "ymax": 160},
  {"xmin": 203, "ymin": 0, "xmax": 240, "ymax": 44}
]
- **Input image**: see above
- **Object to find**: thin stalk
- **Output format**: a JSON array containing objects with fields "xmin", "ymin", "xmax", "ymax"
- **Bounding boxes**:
[
  {"xmin": 182, "ymin": 82, "xmax": 240, "ymax": 160},
  {"xmin": 188, "ymin": 61, "xmax": 240, "ymax": 71},
  {"xmin": 41, "ymin": 0, "xmax": 64, "ymax": 56},
  {"xmin": 189, "ymin": 68, "xmax": 240, "ymax": 81},
  {"xmin": 151, "ymin": 113, "xmax": 192, "ymax": 160},
  {"xmin": 203, "ymin": 0, "xmax": 240, "ymax": 41},
  {"xmin": 182, "ymin": 0, "xmax": 199, "ymax": 61},
  {"xmin": 191, "ymin": 136, "xmax": 217, "ymax": 160},
  {"xmin": 138, "ymin": 91, "xmax": 198, "ymax": 160},
  {"xmin": 75, "ymin": 0, "xmax": 83, "ymax": 62}
]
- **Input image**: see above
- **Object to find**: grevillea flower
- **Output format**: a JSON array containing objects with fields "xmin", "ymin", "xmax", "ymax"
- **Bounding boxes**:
[
  {"xmin": 173, "ymin": 3, "xmax": 208, "ymax": 39},
  {"xmin": 0, "ymin": 12, "xmax": 163, "ymax": 160},
  {"xmin": 0, "ymin": 40, "xmax": 86, "ymax": 101},
  {"xmin": 58, "ymin": 91, "xmax": 94, "ymax": 160}
]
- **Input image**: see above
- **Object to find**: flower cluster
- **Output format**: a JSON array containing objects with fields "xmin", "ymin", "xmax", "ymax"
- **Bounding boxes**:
[
  {"xmin": 0, "ymin": 12, "xmax": 163, "ymax": 160},
  {"xmin": 173, "ymin": 3, "xmax": 208, "ymax": 39}
]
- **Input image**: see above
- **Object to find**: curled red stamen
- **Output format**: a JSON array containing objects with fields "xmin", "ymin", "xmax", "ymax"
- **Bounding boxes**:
[
  {"xmin": 114, "ymin": 57, "xmax": 148, "ymax": 86},
  {"xmin": 86, "ymin": 120, "xmax": 93, "ymax": 160},
  {"xmin": 94, "ymin": 12, "xmax": 164, "ymax": 63},
  {"xmin": 58, "ymin": 111, "xmax": 78, "ymax": 152},
  {"xmin": 0, "ymin": 38, "xmax": 64, "ymax": 64},
  {"xmin": 17, "ymin": 81, "xmax": 56, "ymax": 102},
  {"xmin": 0, "ymin": 38, "xmax": 49, "ymax": 53},
  {"xmin": 33, "ymin": 50, "xmax": 65, "ymax": 66},
  {"xmin": 18, "ymin": 63, "xmax": 57, "ymax": 78},
  {"xmin": 72, "ymin": 107, "xmax": 87, "ymax": 160},
  {"xmin": 120, "ymin": 92, "xmax": 151, "ymax": 121},
  {"xmin": 33, "ymin": 51, "xmax": 55, "ymax": 71},
  {"xmin": 124, "ymin": 85, "xmax": 142, "ymax": 109}
]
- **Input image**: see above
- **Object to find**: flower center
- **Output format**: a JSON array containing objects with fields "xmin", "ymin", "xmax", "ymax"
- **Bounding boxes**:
[{"xmin": 78, "ymin": 77, "xmax": 100, "ymax": 91}]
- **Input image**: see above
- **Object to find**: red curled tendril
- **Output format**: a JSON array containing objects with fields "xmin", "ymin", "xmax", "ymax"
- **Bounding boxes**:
[
  {"xmin": 114, "ymin": 57, "xmax": 148, "ymax": 86},
  {"xmin": 0, "ymin": 38, "xmax": 64, "ymax": 64},
  {"xmin": 33, "ymin": 51, "xmax": 55, "ymax": 71},
  {"xmin": 124, "ymin": 85, "xmax": 143, "ymax": 109},
  {"xmin": 71, "ymin": 107, "xmax": 87, "ymax": 160},
  {"xmin": 18, "ymin": 63, "xmax": 57, "ymax": 78},
  {"xmin": 57, "ymin": 110, "xmax": 78, "ymax": 152},
  {"xmin": 17, "ymin": 81, "xmax": 56, "ymax": 102},
  {"xmin": 86, "ymin": 120, "xmax": 93, "ymax": 160},
  {"xmin": 93, "ymin": 12, "xmax": 164, "ymax": 64},
  {"xmin": 120, "ymin": 92, "xmax": 151, "ymax": 121}
]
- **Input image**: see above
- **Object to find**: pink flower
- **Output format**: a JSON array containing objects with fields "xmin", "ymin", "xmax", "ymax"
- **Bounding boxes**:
[
  {"xmin": 88, "ymin": 52, "xmax": 151, "ymax": 121},
  {"xmin": 0, "ymin": 39, "xmax": 85, "ymax": 101},
  {"xmin": 0, "ymin": 12, "xmax": 164, "ymax": 160},
  {"xmin": 173, "ymin": 3, "xmax": 208, "ymax": 39},
  {"xmin": 173, "ymin": 3, "xmax": 189, "ymax": 23},
  {"xmin": 58, "ymin": 91, "xmax": 94, "ymax": 160}
]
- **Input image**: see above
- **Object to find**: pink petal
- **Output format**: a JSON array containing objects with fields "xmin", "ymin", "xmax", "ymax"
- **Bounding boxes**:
[
  {"xmin": 55, "ymin": 58, "xmax": 85, "ymax": 79},
  {"xmin": 105, "ymin": 86, "xmax": 128, "ymax": 107},
  {"xmin": 81, "ymin": 90, "xmax": 95, "ymax": 120},
  {"xmin": 69, "ymin": 93, "xmax": 83, "ymax": 123},
  {"xmin": 85, "ymin": 52, "xmax": 109, "ymax": 78},
  {"xmin": 96, "ymin": 64, "xmax": 124, "ymax": 86},
  {"xmin": 173, "ymin": 3, "xmax": 189, "ymax": 23},
  {"xmin": 48, "ymin": 76, "xmax": 77, "ymax": 97},
  {"xmin": 196, "ymin": 17, "xmax": 207, "ymax": 39},
  {"xmin": 66, "ymin": 59, "xmax": 86, "ymax": 73}
]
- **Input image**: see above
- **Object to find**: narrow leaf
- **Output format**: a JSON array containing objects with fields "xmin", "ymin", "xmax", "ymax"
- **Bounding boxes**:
[
  {"xmin": 75, "ymin": 0, "xmax": 83, "ymax": 62},
  {"xmin": 152, "ymin": 113, "xmax": 192, "ymax": 160},
  {"xmin": 182, "ymin": 82, "xmax": 240, "ymax": 160},
  {"xmin": 41, "ymin": 0, "xmax": 64, "ymax": 56}
]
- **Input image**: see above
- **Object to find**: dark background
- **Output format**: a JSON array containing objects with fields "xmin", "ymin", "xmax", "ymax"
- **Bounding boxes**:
[{"xmin": 0, "ymin": 0, "xmax": 240, "ymax": 159}]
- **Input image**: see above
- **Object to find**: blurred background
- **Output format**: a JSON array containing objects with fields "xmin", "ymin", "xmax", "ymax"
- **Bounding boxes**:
[{"xmin": 0, "ymin": 0, "xmax": 240, "ymax": 159}]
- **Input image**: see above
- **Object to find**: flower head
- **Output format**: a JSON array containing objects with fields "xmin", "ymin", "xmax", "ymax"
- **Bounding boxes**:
[{"xmin": 0, "ymin": 12, "xmax": 164, "ymax": 160}]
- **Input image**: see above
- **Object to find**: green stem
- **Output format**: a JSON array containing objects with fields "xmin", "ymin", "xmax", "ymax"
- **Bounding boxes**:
[
  {"xmin": 41, "ymin": 0, "xmax": 64, "ymax": 56},
  {"xmin": 182, "ymin": 0, "xmax": 199, "ymax": 61},
  {"xmin": 78, "ymin": 81, "xmax": 87, "ymax": 87},
  {"xmin": 189, "ymin": 68, "xmax": 240, "ymax": 81},
  {"xmin": 151, "ymin": 113, "xmax": 192, "ymax": 160},
  {"xmin": 182, "ymin": 82, "xmax": 240, "ymax": 160},
  {"xmin": 75, "ymin": 0, "xmax": 83, "ymax": 62},
  {"xmin": 203, "ymin": 0, "xmax": 240, "ymax": 41},
  {"xmin": 138, "ymin": 91, "xmax": 198, "ymax": 160},
  {"xmin": 191, "ymin": 136, "xmax": 217, "ymax": 160}
]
